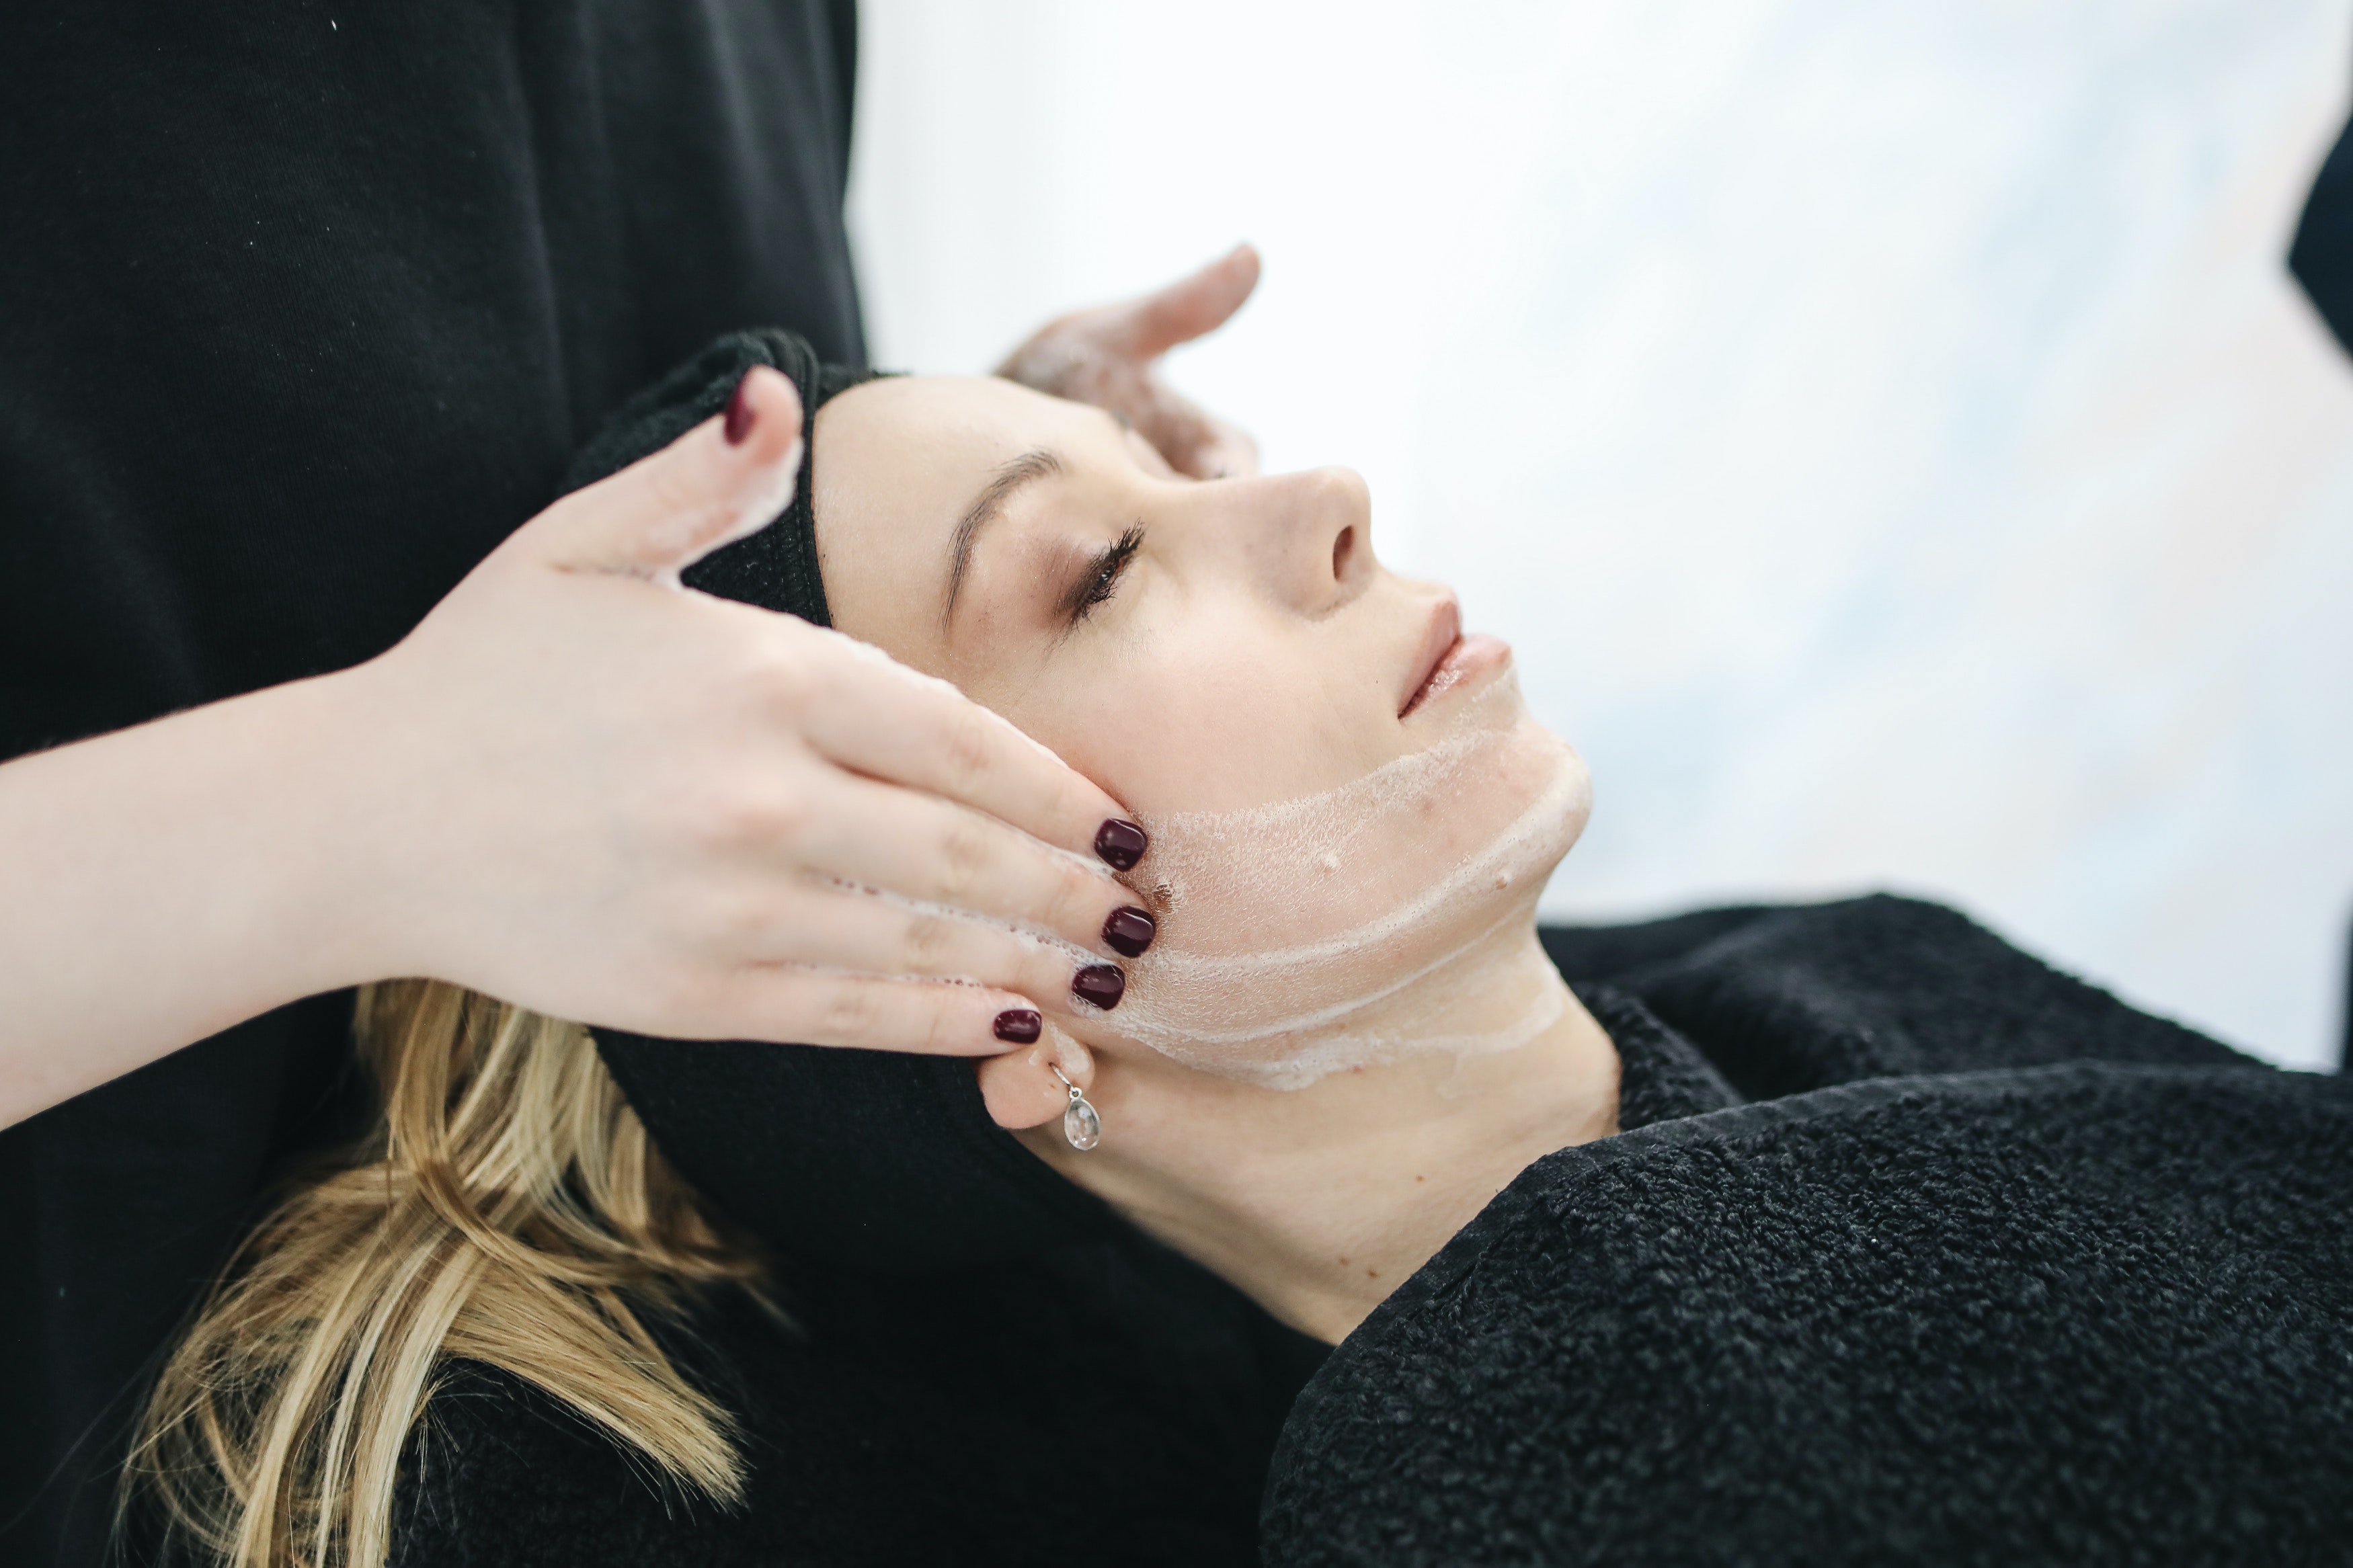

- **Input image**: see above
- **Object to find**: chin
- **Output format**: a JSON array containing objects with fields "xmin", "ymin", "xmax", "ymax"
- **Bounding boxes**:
[{"xmin": 1436, "ymin": 668, "xmax": 1590, "ymax": 841}]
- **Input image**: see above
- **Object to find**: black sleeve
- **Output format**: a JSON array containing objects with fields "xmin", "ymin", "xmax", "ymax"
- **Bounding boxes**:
[{"xmin": 0, "ymin": 5, "xmax": 867, "ymax": 1561}]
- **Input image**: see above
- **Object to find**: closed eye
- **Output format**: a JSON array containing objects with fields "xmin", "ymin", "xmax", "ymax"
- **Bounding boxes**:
[{"xmin": 1062, "ymin": 526, "xmax": 1145, "ymax": 626}]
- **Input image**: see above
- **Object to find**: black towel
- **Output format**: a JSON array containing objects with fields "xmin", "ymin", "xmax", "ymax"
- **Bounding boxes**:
[{"xmin": 1266, "ymin": 901, "xmax": 2350, "ymax": 1566}]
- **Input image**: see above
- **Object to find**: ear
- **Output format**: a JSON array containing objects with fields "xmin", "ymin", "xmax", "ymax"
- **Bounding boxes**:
[{"xmin": 978, "ymin": 1030, "xmax": 1094, "ymax": 1131}]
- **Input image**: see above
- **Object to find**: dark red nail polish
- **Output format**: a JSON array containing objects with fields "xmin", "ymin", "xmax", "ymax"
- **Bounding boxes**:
[
  {"xmin": 723, "ymin": 372, "xmax": 757, "ymax": 445},
  {"xmin": 1072, "ymin": 964, "xmax": 1126, "ymax": 1012},
  {"xmin": 1103, "ymin": 906, "xmax": 1156, "ymax": 958},
  {"xmin": 1094, "ymin": 819, "xmax": 1148, "ymax": 871},
  {"xmin": 993, "ymin": 1008, "xmax": 1042, "ymax": 1044}
]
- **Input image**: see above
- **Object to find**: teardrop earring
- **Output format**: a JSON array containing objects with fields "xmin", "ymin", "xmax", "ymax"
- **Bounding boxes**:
[{"xmin": 1051, "ymin": 1065, "xmax": 1101, "ymax": 1152}]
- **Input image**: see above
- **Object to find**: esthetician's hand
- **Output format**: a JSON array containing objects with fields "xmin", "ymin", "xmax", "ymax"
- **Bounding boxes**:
[
  {"xmin": 997, "ymin": 243, "xmax": 1263, "ymax": 481},
  {"xmin": 0, "ymin": 368, "xmax": 1152, "ymax": 1128},
  {"xmin": 344, "ymin": 368, "xmax": 1152, "ymax": 1051}
]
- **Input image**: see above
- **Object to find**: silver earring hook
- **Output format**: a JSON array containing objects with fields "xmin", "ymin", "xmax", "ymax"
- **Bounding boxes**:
[{"xmin": 1051, "ymin": 1064, "xmax": 1101, "ymax": 1152}]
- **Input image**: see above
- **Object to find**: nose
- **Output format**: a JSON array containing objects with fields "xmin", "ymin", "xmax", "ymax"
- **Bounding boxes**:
[{"xmin": 1207, "ymin": 466, "xmax": 1377, "ymax": 617}]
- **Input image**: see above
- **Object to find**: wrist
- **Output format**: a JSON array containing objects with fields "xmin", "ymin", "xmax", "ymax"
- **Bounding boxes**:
[
  {"xmin": 0, "ymin": 664, "xmax": 412, "ymax": 1122},
  {"xmin": 255, "ymin": 657, "xmax": 424, "ymax": 995}
]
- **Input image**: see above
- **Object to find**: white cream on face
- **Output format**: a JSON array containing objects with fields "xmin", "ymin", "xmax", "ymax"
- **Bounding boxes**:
[{"xmin": 1094, "ymin": 677, "xmax": 1591, "ymax": 1089}]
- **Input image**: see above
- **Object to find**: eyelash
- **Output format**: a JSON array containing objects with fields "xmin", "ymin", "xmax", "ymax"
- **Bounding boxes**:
[{"xmin": 1069, "ymin": 526, "xmax": 1144, "ymax": 624}]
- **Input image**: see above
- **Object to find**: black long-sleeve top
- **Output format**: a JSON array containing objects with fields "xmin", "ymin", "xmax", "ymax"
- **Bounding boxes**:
[{"xmin": 0, "ymin": 8, "xmax": 863, "ymax": 1561}]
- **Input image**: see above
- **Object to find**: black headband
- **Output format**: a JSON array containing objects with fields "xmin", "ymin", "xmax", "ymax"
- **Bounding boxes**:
[{"xmin": 561, "ymin": 330, "xmax": 1117, "ymax": 1272}]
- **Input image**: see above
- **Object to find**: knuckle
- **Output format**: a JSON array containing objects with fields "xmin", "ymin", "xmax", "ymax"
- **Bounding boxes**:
[
  {"xmin": 1049, "ymin": 862, "xmax": 1114, "ymax": 934},
  {"xmin": 667, "ymin": 873, "xmax": 779, "ymax": 960},
  {"xmin": 813, "ymin": 981, "xmax": 885, "ymax": 1044},
  {"xmin": 938, "ymin": 706, "xmax": 998, "ymax": 795},
  {"xmin": 637, "ymin": 962, "xmax": 719, "ymax": 1035},
  {"xmin": 748, "ymin": 641, "xmax": 819, "ymax": 721},
  {"xmin": 692, "ymin": 783, "xmax": 803, "ymax": 854},
  {"xmin": 897, "ymin": 912, "xmax": 959, "ymax": 972},
  {"xmin": 903, "ymin": 989, "xmax": 973, "ymax": 1055},
  {"xmin": 930, "ymin": 817, "xmax": 997, "ymax": 903},
  {"xmin": 665, "ymin": 786, "xmax": 737, "ymax": 856},
  {"xmin": 692, "ymin": 886, "xmax": 761, "ymax": 952}
]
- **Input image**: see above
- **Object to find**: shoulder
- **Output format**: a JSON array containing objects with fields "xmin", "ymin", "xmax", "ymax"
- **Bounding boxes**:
[{"xmin": 1268, "ymin": 1063, "xmax": 2353, "ymax": 1567}]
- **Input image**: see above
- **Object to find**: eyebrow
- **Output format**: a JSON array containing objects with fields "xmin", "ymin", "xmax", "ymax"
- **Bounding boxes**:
[{"xmin": 943, "ymin": 448, "xmax": 1064, "ymax": 627}]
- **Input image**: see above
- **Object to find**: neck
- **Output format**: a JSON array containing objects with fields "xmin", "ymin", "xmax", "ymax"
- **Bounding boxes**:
[{"xmin": 1022, "ymin": 928, "xmax": 1620, "ymax": 1344}]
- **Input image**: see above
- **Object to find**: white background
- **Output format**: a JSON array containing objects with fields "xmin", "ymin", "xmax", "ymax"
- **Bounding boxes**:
[{"xmin": 847, "ymin": 1, "xmax": 2353, "ymax": 1069}]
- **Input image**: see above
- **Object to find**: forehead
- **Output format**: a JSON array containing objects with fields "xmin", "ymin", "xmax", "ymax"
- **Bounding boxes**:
[
  {"xmin": 811, "ymin": 375, "xmax": 1120, "ymax": 653},
  {"xmin": 817, "ymin": 375, "xmax": 1117, "ymax": 509}
]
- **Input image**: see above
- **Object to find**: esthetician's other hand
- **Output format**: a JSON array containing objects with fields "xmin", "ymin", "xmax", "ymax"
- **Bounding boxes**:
[
  {"xmin": 997, "ymin": 243, "xmax": 1263, "ymax": 481},
  {"xmin": 0, "ymin": 368, "xmax": 1151, "ymax": 1128}
]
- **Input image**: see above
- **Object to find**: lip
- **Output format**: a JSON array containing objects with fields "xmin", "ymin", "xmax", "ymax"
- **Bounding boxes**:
[
  {"xmin": 1399, "ymin": 600, "xmax": 1511, "ymax": 718},
  {"xmin": 1398, "ymin": 600, "xmax": 1462, "ymax": 717}
]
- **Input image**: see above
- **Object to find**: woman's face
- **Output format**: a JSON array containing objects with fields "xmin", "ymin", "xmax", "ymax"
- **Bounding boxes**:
[
  {"xmin": 814, "ymin": 374, "xmax": 1512, "ymax": 817},
  {"xmin": 814, "ymin": 375, "xmax": 1590, "ymax": 1089}
]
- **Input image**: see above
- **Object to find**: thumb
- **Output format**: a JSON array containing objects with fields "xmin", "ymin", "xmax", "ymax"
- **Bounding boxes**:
[
  {"xmin": 525, "ymin": 366, "xmax": 807, "ymax": 584},
  {"xmin": 1113, "ymin": 243, "xmax": 1262, "ymax": 360}
]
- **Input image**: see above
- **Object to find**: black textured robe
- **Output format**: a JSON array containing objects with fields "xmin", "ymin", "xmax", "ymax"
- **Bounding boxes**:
[{"xmin": 1265, "ymin": 897, "xmax": 2352, "ymax": 1565}]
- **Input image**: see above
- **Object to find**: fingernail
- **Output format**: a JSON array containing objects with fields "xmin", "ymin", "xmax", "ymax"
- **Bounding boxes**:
[
  {"xmin": 723, "ymin": 372, "xmax": 758, "ymax": 445},
  {"xmin": 1102, "ymin": 906, "xmax": 1156, "ymax": 958},
  {"xmin": 1094, "ymin": 819, "xmax": 1148, "ymax": 871},
  {"xmin": 1072, "ymin": 964, "xmax": 1127, "ymax": 1012},
  {"xmin": 993, "ymin": 1008, "xmax": 1042, "ymax": 1044}
]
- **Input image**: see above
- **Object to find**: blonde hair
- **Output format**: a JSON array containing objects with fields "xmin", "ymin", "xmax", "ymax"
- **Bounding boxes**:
[{"xmin": 128, "ymin": 980, "xmax": 768, "ymax": 1568}]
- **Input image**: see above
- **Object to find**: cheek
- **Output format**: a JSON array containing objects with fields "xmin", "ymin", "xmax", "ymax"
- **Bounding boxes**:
[{"xmin": 1014, "ymin": 601, "xmax": 1396, "ymax": 815}]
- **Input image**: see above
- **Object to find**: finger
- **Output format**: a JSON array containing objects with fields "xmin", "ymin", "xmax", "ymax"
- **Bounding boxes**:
[
  {"xmin": 736, "ymin": 880, "xmax": 1117, "ymax": 1020},
  {"xmin": 1107, "ymin": 243, "xmax": 1262, "ymax": 360},
  {"xmin": 522, "ymin": 366, "xmax": 805, "ymax": 583},
  {"xmin": 682, "ymin": 966, "xmax": 1047, "ymax": 1057},
  {"xmin": 780, "ymin": 623, "xmax": 1145, "ymax": 870},
  {"xmin": 1131, "ymin": 386, "xmax": 1257, "ymax": 482},
  {"xmin": 1191, "ymin": 416, "xmax": 1263, "ymax": 481},
  {"xmin": 789, "ymin": 767, "xmax": 1147, "ymax": 963}
]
